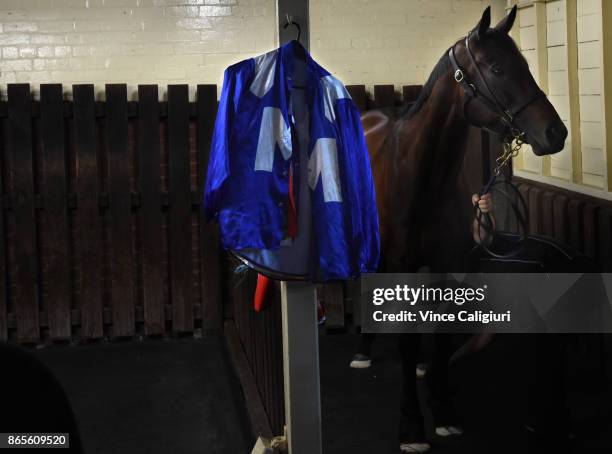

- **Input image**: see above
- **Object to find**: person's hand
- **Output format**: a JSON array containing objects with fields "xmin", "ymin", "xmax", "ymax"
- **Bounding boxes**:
[{"xmin": 472, "ymin": 193, "xmax": 493, "ymax": 213}]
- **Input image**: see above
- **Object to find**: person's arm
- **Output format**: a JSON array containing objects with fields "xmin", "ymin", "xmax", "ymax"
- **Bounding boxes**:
[{"xmin": 472, "ymin": 192, "xmax": 495, "ymax": 244}]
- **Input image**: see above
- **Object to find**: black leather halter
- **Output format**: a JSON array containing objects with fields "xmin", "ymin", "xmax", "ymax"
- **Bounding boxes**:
[
  {"xmin": 448, "ymin": 30, "xmax": 542, "ymax": 259},
  {"xmin": 448, "ymin": 31, "xmax": 546, "ymax": 140}
]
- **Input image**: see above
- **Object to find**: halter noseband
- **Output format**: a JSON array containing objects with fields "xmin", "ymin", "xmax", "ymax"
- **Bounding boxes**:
[{"xmin": 448, "ymin": 30, "xmax": 546, "ymax": 141}]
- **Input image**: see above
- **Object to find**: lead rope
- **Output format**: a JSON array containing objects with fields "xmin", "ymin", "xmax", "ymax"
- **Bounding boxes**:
[
  {"xmin": 447, "ymin": 33, "xmax": 534, "ymax": 259},
  {"xmin": 480, "ymin": 131, "xmax": 524, "ymax": 193},
  {"xmin": 474, "ymin": 133, "xmax": 529, "ymax": 259}
]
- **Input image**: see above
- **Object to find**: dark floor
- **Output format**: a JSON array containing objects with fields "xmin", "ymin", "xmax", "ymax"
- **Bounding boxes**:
[
  {"xmin": 319, "ymin": 332, "xmax": 612, "ymax": 454},
  {"xmin": 33, "ymin": 336, "xmax": 252, "ymax": 454},
  {"xmin": 16, "ymin": 331, "xmax": 612, "ymax": 454}
]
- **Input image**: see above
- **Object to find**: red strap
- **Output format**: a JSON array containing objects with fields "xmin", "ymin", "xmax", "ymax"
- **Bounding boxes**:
[{"xmin": 254, "ymin": 273, "xmax": 271, "ymax": 312}]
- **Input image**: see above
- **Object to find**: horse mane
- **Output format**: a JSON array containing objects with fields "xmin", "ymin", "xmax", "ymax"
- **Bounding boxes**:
[{"xmin": 399, "ymin": 49, "xmax": 452, "ymax": 118}]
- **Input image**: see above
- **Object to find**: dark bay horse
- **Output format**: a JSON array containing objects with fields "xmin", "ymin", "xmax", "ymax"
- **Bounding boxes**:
[
  {"xmin": 359, "ymin": 7, "xmax": 569, "ymax": 451},
  {"xmin": 363, "ymin": 5, "xmax": 567, "ymax": 273}
]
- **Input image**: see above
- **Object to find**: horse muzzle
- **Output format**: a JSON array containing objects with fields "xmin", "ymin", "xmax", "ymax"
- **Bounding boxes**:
[{"xmin": 525, "ymin": 120, "xmax": 568, "ymax": 156}]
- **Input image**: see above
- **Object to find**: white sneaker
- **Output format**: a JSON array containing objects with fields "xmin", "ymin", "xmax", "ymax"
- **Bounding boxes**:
[
  {"xmin": 448, "ymin": 426, "xmax": 463, "ymax": 435},
  {"xmin": 399, "ymin": 442, "xmax": 431, "ymax": 453},
  {"xmin": 435, "ymin": 425, "xmax": 464, "ymax": 437},
  {"xmin": 349, "ymin": 353, "xmax": 372, "ymax": 369},
  {"xmin": 416, "ymin": 363, "xmax": 428, "ymax": 378}
]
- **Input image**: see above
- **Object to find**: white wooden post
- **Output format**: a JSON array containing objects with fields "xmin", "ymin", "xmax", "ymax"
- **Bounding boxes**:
[{"xmin": 280, "ymin": 281, "xmax": 322, "ymax": 454}]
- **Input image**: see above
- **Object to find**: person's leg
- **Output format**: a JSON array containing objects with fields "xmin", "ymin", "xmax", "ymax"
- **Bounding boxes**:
[
  {"xmin": 399, "ymin": 333, "xmax": 430, "ymax": 452},
  {"xmin": 426, "ymin": 334, "xmax": 463, "ymax": 436},
  {"xmin": 357, "ymin": 333, "xmax": 375, "ymax": 356},
  {"xmin": 416, "ymin": 333, "xmax": 434, "ymax": 378},
  {"xmin": 350, "ymin": 333, "xmax": 376, "ymax": 369}
]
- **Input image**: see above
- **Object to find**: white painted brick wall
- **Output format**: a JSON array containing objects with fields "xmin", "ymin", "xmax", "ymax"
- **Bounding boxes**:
[
  {"xmin": 0, "ymin": 0, "xmax": 277, "ymax": 100},
  {"xmin": 310, "ymin": 0, "xmax": 507, "ymax": 92},
  {"xmin": 0, "ymin": 0, "xmax": 510, "ymax": 101}
]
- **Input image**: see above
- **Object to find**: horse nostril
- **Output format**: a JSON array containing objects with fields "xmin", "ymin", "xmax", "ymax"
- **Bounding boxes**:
[{"xmin": 546, "ymin": 124, "xmax": 567, "ymax": 143}]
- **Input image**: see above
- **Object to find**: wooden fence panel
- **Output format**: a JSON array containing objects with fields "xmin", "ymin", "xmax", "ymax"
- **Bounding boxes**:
[
  {"xmin": 600, "ymin": 209, "xmax": 612, "ymax": 271},
  {"xmin": 7, "ymin": 84, "xmax": 39, "ymax": 343},
  {"xmin": 138, "ymin": 85, "xmax": 165, "ymax": 336},
  {"xmin": 583, "ymin": 203, "xmax": 599, "ymax": 261},
  {"xmin": 518, "ymin": 183, "xmax": 531, "ymax": 232},
  {"xmin": 323, "ymin": 282, "xmax": 344, "ymax": 329},
  {"xmin": 541, "ymin": 191, "xmax": 555, "ymax": 238},
  {"xmin": 346, "ymin": 85, "xmax": 367, "ymax": 111},
  {"xmin": 197, "ymin": 84, "xmax": 222, "ymax": 331},
  {"xmin": 40, "ymin": 84, "xmax": 71, "ymax": 340},
  {"xmin": 348, "ymin": 280, "xmax": 361, "ymax": 327},
  {"xmin": 402, "ymin": 85, "xmax": 422, "ymax": 103},
  {"xmin": 73, "ymin": 84, "xmax": 104, "ymax": 339},
  {"xmin": 229, "ymin": 265, "xmax": 285, "ymax": 437},
  {"xmin": 167, "ymin": 85, "xmax": 193, "ymax": 333},
  {"xmin": 552, "ymin": 194, "xmax": 569, "ymax": 244},
  {"xmin": 528, "ymin": 187, "xmax": 543, "ymax": 234},
  {"xmin": 0, "ymin": 118, "xmax": 5, "ymax": 340},
  {"xmin": 373, "ymin": 85, "xmax": 395, "ymax": 108},
  {"xmin": 106, "ymin": 84, "xmax": 135, "ymax": 337},
  {"xmin": 568, "ymin": 199, "xmax": 585, "ymax": 253},
  {"xmin": 515, "ymin": 176, "xmax": 612, "ymax": 269},
  {"xmin": 0, "ymin": 83, "xmax": 230, "ymax": 342}
]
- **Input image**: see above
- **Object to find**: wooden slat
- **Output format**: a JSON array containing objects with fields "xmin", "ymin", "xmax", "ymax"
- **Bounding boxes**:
[
  {"xmin": 197, "ymin": 84, "xmax": 222, "ymax": 331},
  {"xmin": 242, "ymin": 271, "xmax": 255, "ymax": 365},
  {"xmin": 40, "ymin": 84, "xmax": 71, "ymax": 340},
  {"xmin": 402, "ymin": 85, "xmax": 422, "ymax": 103},
  {"xmin": 541, "ymin": 191, "xmax": 555, "ymax": 237},
  {"xmin": 552, "ymin": 194, "xmax": 569, "ymax": 244},
  {"xmin": 346, "ymin": 85, "xmax": 367, "ymax": 112},
  {"xmin": 259, "ymin": 306, "xmax": 271, "ymax": 427},
  {"xmin": 599, "ymin": 208, "xmax": 612, "ymax": 271},
  {"xmin": 252, "ymin": 305, "xmax": 263, "ymax": 412},
  {"xmin": 271, "ymin": 294, "xmax": 285, "ymax": 434},
  {"xmin": 73, "ymin": 84, "xmax": 103, "ymax": 339},
  {"xmin": 568, "ymin": 199, "xmax": 585, "ymax": 253},
  {"xmin": 323, "ymin": 282, "xmax": 344, "ymax": 329},
  {"xmin": 224, "ymin": 319, "xmax": 274, "ymax": 439},
  {"xmin": 167, "ymin": 85, "xmax": 193, "ymax": 332},
  {"xmin": 348, "ymin": 279, "xmax": 361, "ymax": 327},
  {"xmin": 583, "ymin": 203, "xmax": 599, "ymax": 260},
  {"xmin": 106, "ymin": 84, "xmax": 135, "ymax": 337},
  {"xmin": 138, "ymin": 85, "xmax": 165, "ymax": 335},
  {"xmin": 8, "ymin": 84, "xmax": 39, "ymax": 343},
  {"xmin": 517, "ymin": 183, "xmax": 531, "ymax": 233},
  {"xmin": 0, "ymin": 113, "xmax": 5, "ymax": 340},
  {"xmin": 528, "ymin": 187, "xmax": 543, "ymax": 234},
  {"xmin": 373, "ymin": 85, "xmax": 395, "ymax": 108}
]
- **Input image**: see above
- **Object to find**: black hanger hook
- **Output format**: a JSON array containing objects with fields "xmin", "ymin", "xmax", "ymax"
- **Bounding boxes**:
[{"xmin": 284, "ymin": 14, "xmax": 301, "ymax": 42}]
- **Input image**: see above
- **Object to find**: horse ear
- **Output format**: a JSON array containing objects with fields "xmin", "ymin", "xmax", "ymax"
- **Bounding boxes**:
[
  {"xmin": 494, "ymin": 5, "xmax": 518, "ymax": 35},
  {"xmin": 475, "ymin": 6, "xmax": 491, "ymax": 39}
]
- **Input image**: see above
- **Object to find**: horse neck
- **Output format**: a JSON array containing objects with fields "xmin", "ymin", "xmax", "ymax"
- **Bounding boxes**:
[{"xmin": 399, "ymin": 69, "xmax": 472, "ymax": 190}]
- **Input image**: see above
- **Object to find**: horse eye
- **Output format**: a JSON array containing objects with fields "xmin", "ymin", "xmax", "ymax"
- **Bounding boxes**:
[{"xmin": 491, "ymin": 64, "xmax": 503, "ymax": 76}]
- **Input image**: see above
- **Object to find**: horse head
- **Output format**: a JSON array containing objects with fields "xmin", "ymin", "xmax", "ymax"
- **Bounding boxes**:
[{"xmin": 450, "ymin": 5, "xmax": 567, "ymax": 156}]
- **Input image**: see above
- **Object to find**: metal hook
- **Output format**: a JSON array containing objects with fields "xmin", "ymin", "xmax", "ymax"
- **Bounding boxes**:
[{"xmin": 283, "ymin": 14, "xmax": 301, "ymax": 42}]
